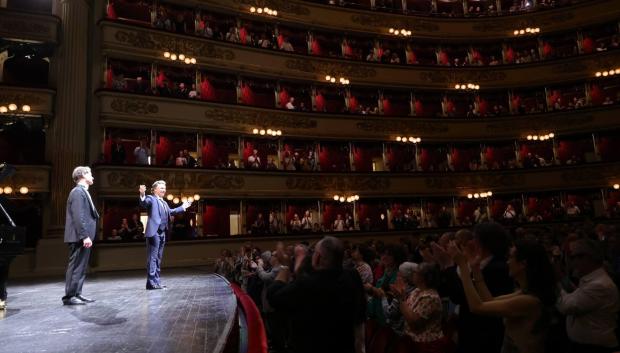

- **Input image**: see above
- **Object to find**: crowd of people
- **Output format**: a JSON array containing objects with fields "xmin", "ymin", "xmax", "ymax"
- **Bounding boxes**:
[{"xmin": 215, "ymin": 221, "xmax": 620, "ymax": 353}]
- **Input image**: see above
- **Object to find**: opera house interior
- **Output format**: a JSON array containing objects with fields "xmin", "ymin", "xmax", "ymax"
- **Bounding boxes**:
[{"xmin": 1, "ymin": 0, "xmax": 620, "ymax": 352}]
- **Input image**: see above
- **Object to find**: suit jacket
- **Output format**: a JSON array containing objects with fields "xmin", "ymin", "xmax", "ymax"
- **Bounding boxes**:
[
  {"xmin": 64, "ymin": 186, "xmax": 99, "ymax": 243},
  {"xmin": 139, "ymin": 195, "xmax": 185, "ymax": 238}
]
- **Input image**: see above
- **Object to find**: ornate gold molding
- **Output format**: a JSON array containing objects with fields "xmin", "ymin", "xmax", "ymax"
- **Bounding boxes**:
[
  {"xmin": 356, "ymin": 120, "xmax": 449, "ymax": 135},
  {"xmin": 419, "ymin": 70, "xmax": 507, "ymax": 84},
  {"xmin": 350, "ymin": 14, "xmax": 439, "ymax": 32},
  {"xmin": 471, "ymin": 11, "xmax": 575, "ymax": 32},
  {"xmin": 285, "ymin": 58, "xmax": 377, "ymax": 79},
  {"xmin": 0, "ymin": 85, "xmax": 55, "ymax": 116},
  {"xmin": 110, "ymin": 98, "xmax": 159, "ymax": 115},
  {"xmin": 206, "ymin": 106, "xmax": 318, "ymax": 129},
  {"xmin": 425, "ymin": 173, "xmax": 526, "ymax": 190},
  {"xmin": 114, "ymin": 30, "xmax": 235, "ymax": 60},
  {"xmin": 0, "ymin": 9, "xmax": 59, "ymax": 44},
  {"xmin": 106, "ymin": 170, "xmax": 245, "ymax": 190},
  {"xmin": 285, "ymin": 175, "xmax": 391, "ymax": 191},
  {"xmin": 2, "ymin": 165, "xmax": 51, "ymax": 193},
  {"xmin": 484, "ymin": 114, "xmax": 594, "ymax": 134}
]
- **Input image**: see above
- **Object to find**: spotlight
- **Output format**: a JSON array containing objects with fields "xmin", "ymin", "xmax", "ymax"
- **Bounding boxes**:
[
  {"xmin": 514, "ymin": 30, "xmax": 519, "ymax": 35},
  {"xmin": 273, "ymin": 10, "xmax": 278, "ymax": 16},
  {"xmin": 330, "ymin": 77, "xmax": 336, "ymax": 83},
  {"xmin": 487, "ymin": 191, "xmax": 492, "ymax": 196},
  {"xmin": 187, "ymin": 196, "xmax": 194, "ymax": 202},
  {"xmin": 389, "ymin": 28, "xmax": 394, "ymax": 33},
  {"xmin": 181, "ymin": 196, "xmax": 188, "ymax": 203},
  {"xmin": 603, "ymin": 71, "xmax": 609, "ymax": 76},
  {"xmin": 267, "ymin": 129, "xmax": 273, "ymax": 135},
  {"xmin": 257, "ymin": 8, "xmax": 263, "ymax": 13},
  {"xmin": 596, "ymin": 72, "xmax": 602, "ymax": 77},
  {"xmin": 549, "ymin": 133, "xmax": 554, "ymax": 138},
  {"xmin": 454, "ymin": 84, "xmax": 461, "ymax": 89},
  {"xmin": 519, "ymin": 30, "xmax": 525, "ymax": 34},
  {"xmin": 408, "ymin": 137, "xmax": 415, "ymax": 142},
  {"xmin": 394, "ymin": 30, "xmax": 400, "ymax": 35},
  {"xmin": 396, "ymin": 136, "xmax": 402, "ymax": 142}
]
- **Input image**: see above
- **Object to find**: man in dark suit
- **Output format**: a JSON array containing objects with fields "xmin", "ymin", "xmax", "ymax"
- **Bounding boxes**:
[
  {"xmin": 139, "ymin": 181, "xmax": 192, "ymax": 290},
  {"xmin": 63, "ymin": 166, "xmax": 99, "ymax": 305}
]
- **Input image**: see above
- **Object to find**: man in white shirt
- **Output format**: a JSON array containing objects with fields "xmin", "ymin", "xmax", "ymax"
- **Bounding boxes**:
[
  {"xmin": 134, "ymin": 139, "xmax": 150, "ymax": 165},
  {"xmin": 556, "ymin": 239, "xmax": 619, "ymax": 353}
]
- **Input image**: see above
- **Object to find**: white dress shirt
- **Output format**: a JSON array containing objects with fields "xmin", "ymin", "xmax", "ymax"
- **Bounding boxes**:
[{"xmin": 556, "ymin": 267, "xmax": 620, "ymax": 347}]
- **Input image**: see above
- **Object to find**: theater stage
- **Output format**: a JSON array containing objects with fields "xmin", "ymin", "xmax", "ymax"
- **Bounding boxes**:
[{"xmin": 0, "ymin": 268, "xmax": 237, "ymax": 353}]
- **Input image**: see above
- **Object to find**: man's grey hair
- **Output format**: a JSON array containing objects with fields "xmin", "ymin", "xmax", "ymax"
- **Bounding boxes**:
[
  {"xmin": 72, "ymin": 166, "xmax": 91, "ymax": 183},
  {"xmin": 151, "ymin": 180, "xmax": 166, "ymax": 191},
  {"xmin": 399, "ymin": 262, "xmax": 419, "ymax": 282},
  {"xmin": 316, "ymin": 236, "xmax": 344, "ymax": 270}
]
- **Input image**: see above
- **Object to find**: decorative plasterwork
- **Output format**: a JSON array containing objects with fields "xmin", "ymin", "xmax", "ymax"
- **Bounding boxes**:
[
  {"xmin": 205, "ymin": 107, "xmax": 318, "ymax": 129},
  {"xmin": 114, "ymin": 30, "xmax": 235, "ymax": 60},
  {"xmin": 106, "ymin": 171, "xmax": 245, "ymax": 190},
  {"xmin": 356, "ymin": 120, "xmax": 449, "ymax": 135},
  {"xmin": 285, "ymin": 59, "xmax": 377, "ymax": 79},
  {"xmin": 110, "ymin": 98, "xmax": 159, "ymax": 115},
  {"xmin": 285, "ymin": 176, "xmax": 391, "ymax": 191}
]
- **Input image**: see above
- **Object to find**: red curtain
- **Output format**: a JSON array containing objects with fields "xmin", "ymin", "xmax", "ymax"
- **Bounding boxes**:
[
  {"xmin": 239, "ymin": 26, "xmax": 248, "ymax": 45},
  {"xmin": 519, "ymin": 142, "xmax": 554, "ymax": 163},
  {"xmin": 243, "ymin": 140, "xmax": 269, "ymax": 169},
  {"xmin": 349, "ymin": 96, "xmax": 359, "ymax": 112},
  {"xmin": 548, "ymin": 90, "xmax": 561, "ymax": 106},
  {"xmin": 457, "ymin": 200, "xmax": 476, "ymax": 222},
  {"xmin": 607, "ymin": 191, "xmax": 620, "ymax": 208},
  {"xmin": 543, "ymin": 42, "xmax": 553, "ymax": 58},
  {"xmin": 203, "ymin": 204, "xmax": 231, "ymax": 236},
  {"xmin": 353, "ymin": 144, "xmax": 375, "ymax": 171},
  {"xmin": 315, "ymin": 93, "xmax": 325, "ymax": 111},
  {"xmin": 103, "ymin": 137, "xmax": 139, "ymax": 164},
  {"xmin": 414, "ymin": 99, "xmax": 424, "ymax": 115},
  {"xmin": 356, "ymin": 202, "xmax": 387, "ymax": 231},
  {"xmin": 438, "ymin": 50, "xmax": 449, "ymax": 65},
  {"xmin": 597, "ymin": 137, "xmax": 620, "ymax": 161},
  {"xmin": 200, "ymin": 79, "xmax": 217, "ymax": 101},
  {"xmin": 279, "ymin": 89, "xmax": 290, "ymax": 108},
  {"xmin": 451, "ymin": 147, "xmax": 477, "ymax": 171},
  {"xmin": 107, "ymin": 1, "xmax": 118, "ymax": 19},
  {"xmin": 106, "ymin": 67, "xmax": 114, "ymax": 89},
  {"xmin": 103, "ymin": 203, "xmax": 141, "ymax": 239},
  {"xmin": 386, "ymin": 144, "xmax": 415, "ymax": 171},
  {"xmin": 311, "ymin": 39, "xmax": 322, "ymax": 55},
  {"xmin": 478, "ymin": 98, "xmax": 488, "ymax": 116},
  {"xmin": 582, "ymin": 37, "xmax": 594, "ymax": 54},
  {"xmin": 319, "ymin": 143, "xmax": 350, "ymax": 171},
  {"xmin": 556, "ymin": 140, "xmax": 591, "ymax": 163},
  {"xmin": 241, "ymin": 83, "xmax": 256, "ymax": 106},
  {"xmin": 504, "ymin": 47, "xmax": 515, "ymax": 63},
  {"xmin": 589, "ymin": 84, "xmax": 603, "ymax": 105}
]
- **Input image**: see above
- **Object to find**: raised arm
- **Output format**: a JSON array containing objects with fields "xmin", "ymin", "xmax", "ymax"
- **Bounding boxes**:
[{"xmin": 138, "ymin": 184, "xmax": 152, "ymax": 208}]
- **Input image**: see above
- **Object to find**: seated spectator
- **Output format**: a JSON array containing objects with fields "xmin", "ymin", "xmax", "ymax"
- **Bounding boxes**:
[
  {"xmin": 107, "ymin": 229, "xmax": 122, "ymax": 241},
  {"xmin": 174, "ymin": 82, "xmax": 189, "ymax": 98},
  {"xmin": 175, "ymin": 150, "xmax": 187, "ymax": 166},
  {"xmin": 268, "ymin": 211, "xmax": 280, "ymax": 234},
  {"xmin": 280, "ymin": 37, "xmax": 294, "ymax": 52},
  {"xmin": 134, "ymin": 76, "xmax": 150, "ymax": 94},
  {"xmin": 267, "ymin": 236, "xmax": 366, "ymax": 353},
  {"xmin": 390, "ymin": 52, "xmax": 401, "ymax": 64},
  {"xmin": 266, "ymin": 157, "xmax": 278, "ymax": 170},
  {"xmin": 258, "ymin": 33, "xmax": 272, "ymax": 48},
  {"xmin": 503, "ymin": 204, "xmax": 517, "ymax": 223},
  {"xmin": 251, "ymin": 213, "xmax": 266, "ymax": 234},
  {"xmin": 603, "ymin": 96, "xmax": 614, "ymax": 105},
  {"xmin": 118, "ymin": 218, "xmax": 131, "ymax": 241},
  {"xmin": 448, "ymin": 237, "xmax": 557, "ymax": 353},
  {"xmin": 129, "ymin": 213, "xmax": 144, "ymax": 240},
  {"xmin": 225, "ymin": 26, "xmax": 240, "ymax": 43},
  {"xmin": 566, "ymin": 202, "xmax": 581, "ymax": 217},
  {"xmin": 394, "ymin": 262, "xmax": 451, "ymax": 352},
  {"xmin": 556, "ymin": 239, "xmax": 620, "ymax": 353},
  {"xmin": 188, "ymin": 84, "xmax": 198, "ymax": 99},
  {"xmin": 285, "ymin": 97, "xmax": 296, "ymax": 110}
]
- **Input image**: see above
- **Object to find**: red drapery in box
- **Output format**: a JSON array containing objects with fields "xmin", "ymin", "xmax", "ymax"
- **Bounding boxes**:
[
  {"xmin": 203, "ymin": 203, "xmax": 231, "ymax": 236},
  {"xmin": 243, "ymin": 140, "xmax": 269, "ymax": 169},
  {"xmin": 319, "ymin": 143, "xmax": 350, "ymax": 171},
  {"xmin": 450, "ymin": 147, "xmax": 478, "ymax": 171},
  {"xmin": 356, "ymin": 202, "xmax": 387, "ymax": 231},
  {"xmin": 526, "ymin": 196, "xmax": 553, "ymax": 220},
  {"xmin": 103, "ymin": 203, "xmax": 141, "ymax": 239},
  {"xmin": 589, "ymin": 84, "xmax": 604, "ymax": 105},
  {"xmin": 556, "ymin": 139, "xmax": 592, "ymax": 163},
  {"xmin": 200, "ymin": 78, "xmax": 217, "ymax": 101},
  {"xmin": 607, "ymin": 191, "xmax": 620, "ymax": 208},
  {"xmin": 456, "ymin": 199, "xmax": 476, "ymax": 222},
  {"xmin": 386, "ymin": 144, "xmax": 415, "ymax": 172},
  {"xmin": 311, "ymin": 39, "xmax": 322, "ymax": 55},
  {"xmin": 103, "ymin": 137, "xmax": 140, "ymax": 164},
  {"xmin": 519, "ymin": 142, "xmax": 554, "ymax": 163},
  {"xmin": 598, "ymin": 136, "xmax": 620, "ymax": 161},
  {"xmin": 279, "ymin": 89, "xmax": 290, "ymax": 108},
  {"xmin": 582, "ymin": 37, "xmax": 594, "ymax": 53},
  {"xmin": 353, "ymin": 143, "xmax": 380, "ymax": 172},
  {"xmin": 419, "ymin": 147, "xmax": 446, "ymax": 171}
]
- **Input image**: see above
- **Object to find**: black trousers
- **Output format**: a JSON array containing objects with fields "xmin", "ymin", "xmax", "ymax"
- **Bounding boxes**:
[
  {"xmin": 0, "ymin": 256, "xmax": 14, "ymax": 301},
  {"xmin": 63, "ymin": 241, "xmax": 91, "ymax": 300}
]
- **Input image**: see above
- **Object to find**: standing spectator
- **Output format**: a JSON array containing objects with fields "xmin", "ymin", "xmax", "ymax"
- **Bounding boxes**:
[
  {"xmin": 351, "ymin": 243, "xmax": 374, "ymax": 285},
  {"xmin": 448, "ymin": 237, "xmax": 557, "ymax": 353},
  {"xmin": 395, "ymin": 263, "xmax": 451, "ymax": 352},
  {"xmin": 267, "ymin": 236, "xmax": 366, "ymax": 353},
  {"xmin": 257, "ymin": 251, "xmax": 285, "ymax": 353},
  {"xmin": 285, "ymin": 97, "xmax": 296, "ymax": 110},
  {"xmin": 556, "ymin": 239, "xmax": 619, "ymax": 353},
  {"xmin": 110, "ymin": 136, "xmax": 126, "ymax": 164},
  {"xmin": 134, "ymin": 139, "xmax": 150, "ymax": 165},
  {"xmin": 366, "ymin": 245, "xmax": 405, "ymax": 326}
]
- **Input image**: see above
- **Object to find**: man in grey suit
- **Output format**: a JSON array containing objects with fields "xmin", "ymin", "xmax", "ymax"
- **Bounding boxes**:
[
  {"xmin": 63, "ymin": 166, "xmax": 99, "ymax": 305},
  {"xmin": 139, "ymin": 181, "xmax": 192, "ymax": 290}
]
